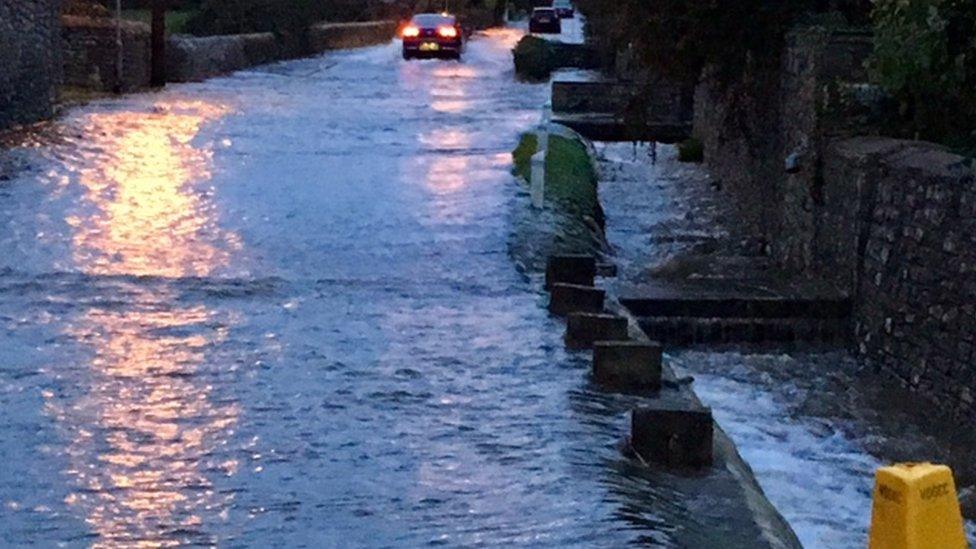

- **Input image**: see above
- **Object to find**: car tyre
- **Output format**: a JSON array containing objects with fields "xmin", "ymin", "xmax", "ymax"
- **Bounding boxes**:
[{"xmin": 402, "ymin": 50, "xmax": 413, "ymax": 60}]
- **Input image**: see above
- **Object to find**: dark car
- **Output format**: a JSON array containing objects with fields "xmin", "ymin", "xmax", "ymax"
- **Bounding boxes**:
[
  {"xmin": 553, "ymin": 0, "xmax": 574, "ymax": 18},
  {"xmin": 402, "ymin": 13, "xmax": 464, "ymax": 60},
  {"xmin": 529, "ymin": 8, "xmax": 561, "ymax": 34}
]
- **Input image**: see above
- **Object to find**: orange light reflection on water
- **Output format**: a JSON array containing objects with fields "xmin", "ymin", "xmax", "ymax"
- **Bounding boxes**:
[
  {"xmin": 69, "ymin": 100, "xmax": 239, "ymax": 278},
  {"xmin": 52, "ymin": 99, "xmax": 241, "ymax": 546}
]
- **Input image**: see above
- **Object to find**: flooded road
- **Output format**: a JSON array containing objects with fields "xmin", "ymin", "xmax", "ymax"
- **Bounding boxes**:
[{"xmin": 0, "ymin": 30, "xmax": 769, "ymax": 548}]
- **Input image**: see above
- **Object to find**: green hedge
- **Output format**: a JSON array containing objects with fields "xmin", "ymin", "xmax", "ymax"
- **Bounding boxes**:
[
  {"xmin": 869, "ymin": 0, "xmax": 976, "ymax": 150},
  {"xmin": 512, "ymin": 36, "xmax": 556, "ymax": 80}
]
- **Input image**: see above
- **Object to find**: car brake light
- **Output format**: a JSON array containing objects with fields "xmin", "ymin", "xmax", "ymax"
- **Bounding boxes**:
[
  {"xmin": 403, "ymin": 26, "xmax": 420, "ymax": 38},
  {"xmin": 437, "ymin": 26, "xmax": 458, "ymax": 38}
]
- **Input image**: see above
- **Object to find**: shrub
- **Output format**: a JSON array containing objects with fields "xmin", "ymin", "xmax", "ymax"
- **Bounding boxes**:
[
  {"xmin": 184, "ymin": 0, "xmax": 376, "ymax": 37},
  {"xmin": 869, "ymin": 0, "xmax": 976, "ymax": 149},
  {"xmin": 512, "ymin": 35, "xmax": 555, "ymax": 80},
  {"xmin": 574, "ymin": 0, "xmax": 872, "ymax": 82},
  {"xmin": 678, "ymin": 138, "xmax": 704, "ymax": 162}
]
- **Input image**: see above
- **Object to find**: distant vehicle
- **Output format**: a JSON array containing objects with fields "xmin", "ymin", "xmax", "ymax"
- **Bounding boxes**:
[
  {"xmin": 553, "ymin": 0, "xmax": 574, "ymax": 18},
  {"xmin": 402, "ymin": 13, "xmax": 464, "ymax": 60},
  {"xmin": 529, "ymin": 8, "xmax": 561, "ymax": 34}
]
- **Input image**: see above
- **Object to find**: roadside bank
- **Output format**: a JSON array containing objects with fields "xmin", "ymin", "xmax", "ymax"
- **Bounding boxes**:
[
  {"xmin": 511, "ymin": 106, "xmax": 801, "ymax": 548},
  {"xmin": 593, "ymin": 141, "xmax": 976, "ymax": 546}
]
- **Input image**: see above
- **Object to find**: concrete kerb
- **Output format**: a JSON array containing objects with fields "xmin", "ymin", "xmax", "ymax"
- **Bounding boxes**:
[
  {"xmin": 536, "ymin": 63, "xmax": 800, "ymax": 548},
  {"xmin": 604, "ymin": 297, "xmax": 803, "ymax": 548}
]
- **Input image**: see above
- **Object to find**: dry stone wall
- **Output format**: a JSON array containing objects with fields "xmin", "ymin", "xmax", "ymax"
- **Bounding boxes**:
[
  {"xmin": 166, "ymin": 33, "xmax": 281, "ymax": 82},
  {"xmin": 693, "ymin": 28, "xmax": 875, "ymax": 277},
  {"xmin": 0, "ymin": 0, "xmax": 61, "ymax": 130},
  {"xmin": 308, "ymin": 20, "xmax": 397, "ymax": 52},
  {"xmin": 61, "ymin": 15, "xmax": 151, "ymax": 92},
  {"xmin": 692, "ymin": 26, "xmax": 976, "ymax": 419},
  {"xmin": 827, "ymin": 138, "xmax": 976, "ymax": 420}
]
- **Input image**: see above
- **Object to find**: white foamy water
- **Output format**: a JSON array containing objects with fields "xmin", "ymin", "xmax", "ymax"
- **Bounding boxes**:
[{"xmin": 597, "ymin": 144, "xmax": 976, "ymax": 548}]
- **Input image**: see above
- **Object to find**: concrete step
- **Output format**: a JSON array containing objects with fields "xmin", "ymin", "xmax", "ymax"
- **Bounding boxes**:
[
  {"xmin": 636, "ymin": 316, "xmax": 850, "ymax": 346},
  {"xmin": 550, "ymin": 113, "xmax": 690, "ymax": 143},
  {"xmin": 620, "ymin": 295, "xmax": 851, "ymax": 320}
]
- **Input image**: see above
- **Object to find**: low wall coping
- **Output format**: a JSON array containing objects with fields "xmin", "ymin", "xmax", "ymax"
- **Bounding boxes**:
[
  {"xmin": 61, "ymin": 14, "xmax": 149, "ymax": 33},
  {"xmin": 310, "ymin": 20, "xmax": 397, "ymax": 31}
]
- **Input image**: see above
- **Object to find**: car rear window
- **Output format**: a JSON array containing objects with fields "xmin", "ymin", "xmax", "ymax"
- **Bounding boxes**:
[
  {"xmin": 412, "ymin": 14, "xmax": 454, "ymax": 26},
  {"xmin": 534, "ymin": 8, "xmax": 555, "ymax": 15}
]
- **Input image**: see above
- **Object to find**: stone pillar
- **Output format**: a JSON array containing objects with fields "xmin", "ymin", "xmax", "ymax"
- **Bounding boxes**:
[
  {"xmin": 631, "ymin": 402, "xmax": 713, "ymax": 468},
  {"xmin": 593, "ymin": 341, "xmax": 662, "ymax": 389},
  {"xmin": 150, "ymin": 1, "xmax": 167, "ymax": 86},
  {"xmin": 565, "ymin": 312, "xmax": 629, "ymax": 349},
  {"xmin": 530, "ymin": 150, "xmax": 545, "ymax": 209},
  {"xmin": 545, "ymin": 255, "xmax": 596, "ymax": 289},
  {"xmin": 548, "ymin": 283, "xmax": 605, "ymax": 316}
]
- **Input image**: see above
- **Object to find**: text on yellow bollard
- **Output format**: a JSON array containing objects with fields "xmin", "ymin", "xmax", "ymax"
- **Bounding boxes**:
[{"xmin": 868, "ymin": 462, "xmax": 967, "ymax": 549}]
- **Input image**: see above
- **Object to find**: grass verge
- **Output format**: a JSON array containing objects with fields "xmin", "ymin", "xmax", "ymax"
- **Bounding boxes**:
[{"xmin": 512, "ymin": 131, "xmax": 604, "ymax": 227}]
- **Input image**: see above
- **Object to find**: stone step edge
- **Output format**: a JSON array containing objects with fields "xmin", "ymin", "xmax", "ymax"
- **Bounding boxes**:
[
  {"xmin": 620, "ymin": 297, "xmax": 852, "ymax": 320},
  {"xmin": 603, "ymin": 296, "xmax": 803, "ymax": 549}
]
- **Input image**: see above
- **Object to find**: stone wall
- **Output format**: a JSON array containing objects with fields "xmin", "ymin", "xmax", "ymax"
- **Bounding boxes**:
[
  {"xmin": 166, "ymin": 21, "xmax": 396, "ymax": 83},
  {"xmin": 61, "ymin": 15, "xmax": 151, "ymax": 92},
  {"xmin": 825, "ymin": 137, "xmax": 976, "ymax": 419},
  {"xmin": 692, "ymin": 26, "xmax": 976, "ymax": 419},
  {"xmin": 307, "ymin": 20, "xmax": 397, "ymax": 52},
  {"xmin": 693, "ymin": 27, "xmax": 875, "ymax": 280},
  {"xmin": 167, "ymin": 33, "xmax": 280, "ymax": 83},
  {"xmin": 0, "ymin": 0, "xmax": 61, "ymax": 130}
]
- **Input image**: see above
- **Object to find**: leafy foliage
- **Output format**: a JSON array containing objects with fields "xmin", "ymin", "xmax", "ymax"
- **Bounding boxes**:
[
  {"xmin": 181, "ymin": 0, "xmax": 502, "ymax": 38},
  {"xmin": 512, "ymin": 35, "xmax": 557, "ymax": 80},
  {"xmin": 869, "ymin": 0, "xmax": 976, "ymax": 148},
  {"xmin": 574, "ymin": 0, "xmax": 871, "ymax": 81},
  {"xmin": 575, "ymin": 0, "xmax": 801, "ymax": 81},
  {"xmin": 183, "ymin": 0, "xmax": 377, "ymax": 37},
  {"xmin": 678, "ymin": 137, "xmax": 704, "ymax": 162}
]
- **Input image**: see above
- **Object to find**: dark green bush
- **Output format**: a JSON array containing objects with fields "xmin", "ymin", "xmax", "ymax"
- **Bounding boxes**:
[
  {"xmin": 512, "ymin": 35, "xmax": 555, "ymax": 80},
  {"xmin": 183, "ymin": 0, "xmax": 503, "ymax": 38},
  {"xmin": 869, "ymin": 0, "xmax": 976, "ymax": 149},
  {"xmin": 184, "ymin": 0, "xmax": 380, "ymax": 37},
  {"xmin": 574, "ymin": 0, "xmax": 872, "ymax": 82},
  {"xmin": 678, "ymin": 138, "xmax": 704, "ymax": 162}
]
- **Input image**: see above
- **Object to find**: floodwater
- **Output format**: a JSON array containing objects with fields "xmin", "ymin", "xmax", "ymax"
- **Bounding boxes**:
[
  {"xmin": 0, "ymin": 29, "xmax": 769, "ymax": 548},
  {"xmin": 597, "ymin": 142, "xmax": 976, "ymax": 549}
]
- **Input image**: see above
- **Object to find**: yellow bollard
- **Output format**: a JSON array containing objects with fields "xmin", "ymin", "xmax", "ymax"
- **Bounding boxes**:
[{"xmin": 868, "ymin": 462, "xmax": 968, "ymax": 549}]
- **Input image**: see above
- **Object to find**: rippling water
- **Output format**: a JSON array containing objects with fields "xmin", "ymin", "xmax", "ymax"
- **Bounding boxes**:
[{"xmin": 0, "ymin": 30, "xmax": 770, "ymax": 547}]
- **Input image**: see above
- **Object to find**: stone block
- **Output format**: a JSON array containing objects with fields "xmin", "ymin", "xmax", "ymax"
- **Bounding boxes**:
[
  {"xmin": 593, "ymin": 341, "xmax": 662, "ymax": 389},
  {"xmin": 545, "ymin": 255, "xmax": 596, "ymax": 290},
  {"xmin": 631, "ymin": 402, "xmax": 713, "ymax": 468},
  {"xmin": 596, "ymin": 262, "xmax": 618, "ymax": 277},
  {"xmin": 549, "ymin": 283, "xmax": 605, "ymax": 316},
  {"xmin": 565, "ymin": 312, "xmax": 628, "ymax": 349}
]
